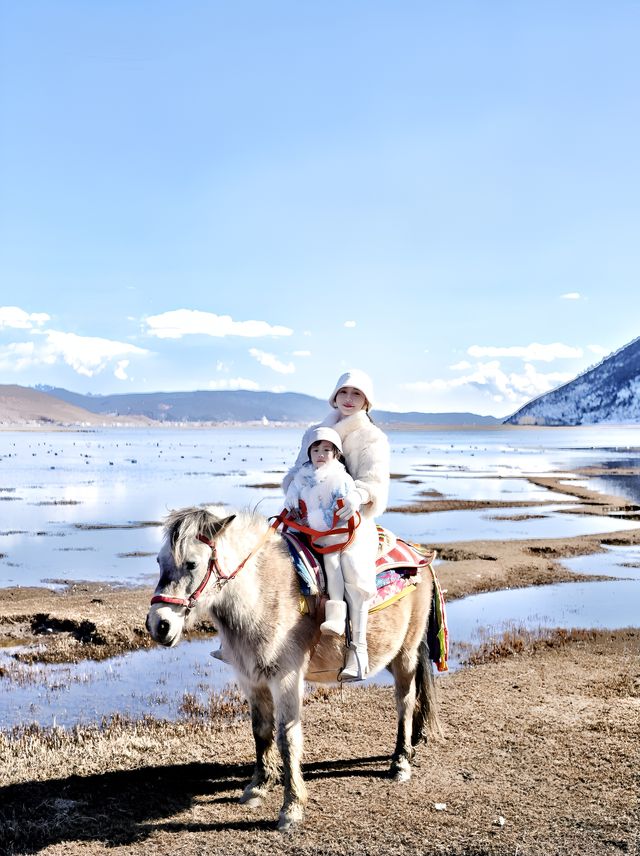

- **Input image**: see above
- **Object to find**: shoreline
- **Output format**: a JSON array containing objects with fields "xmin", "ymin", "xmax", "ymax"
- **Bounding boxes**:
[{"xmin": 1, "ymin": 467, "xmax": 640, "ymax": 663}]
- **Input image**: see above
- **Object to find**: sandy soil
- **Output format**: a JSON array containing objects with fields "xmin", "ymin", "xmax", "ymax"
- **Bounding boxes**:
[{"xmin": 1, "ymin": 471, "xmax": 639, "ymax": 854}]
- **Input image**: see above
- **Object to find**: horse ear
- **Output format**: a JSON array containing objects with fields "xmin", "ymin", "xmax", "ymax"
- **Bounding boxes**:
[{"xmin": 209, "ymin": 514, "xmax": 236, "ymax": 538}]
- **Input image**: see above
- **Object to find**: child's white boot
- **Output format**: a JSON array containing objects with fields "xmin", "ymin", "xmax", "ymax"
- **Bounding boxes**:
[{"xmin": 320, "ymin": 599, "xmax": 347, "ymax": 637}]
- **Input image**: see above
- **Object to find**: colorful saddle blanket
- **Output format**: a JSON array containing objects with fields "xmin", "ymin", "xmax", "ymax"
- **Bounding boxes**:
[{"xmin": 282, "ymin": 526, "xmax": 448, "ymax": 672}]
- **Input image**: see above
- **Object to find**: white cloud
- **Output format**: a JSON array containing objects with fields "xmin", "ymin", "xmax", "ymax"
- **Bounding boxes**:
[
  {"xmin": 467, "ymin": 343, "xmax": 582, "ymax": 362},
  {"xmin": 588, "ymin": 344, "xmax": 609, "ymax": 356},
  {"xmin": 0, "ymin": 331, "xmax": 148, "ymax": 377},
  {"xmin": 249, "ymin": 348, "xmax": 295, "ymax": 374},
  {"xmin": 402, "ymin": 361, "xmax": 573, "ymax": 404},
  {"xmin": 0, "ymin": 341, "xmax": 38, "ymax": 370},
  {"xmin": 144, "ymin": 309, "xmax": 292, "ymax": 339},
  {"xmin": 0, "ymin": 306, "xmax": 50, "ymax": 329},
  {"xmin": 207, "ymin": 377, "xmax": 260, "ymax": 391},
  {"xmin": 292, "ymin": 350, "xmax": 311, "ymax": 357},
  {"xmin": 114, "ymin": 360, "xmax": 130, "ymax": 380},
  {"xmin": 561, "ymin": 292, "xmax": 581, "ymax": 300},
  {"xmin": 450, "ymin": 360, "xmax": 472, "ymax": 370},
  {"xmin": 344, "ymin": 320, "xmax": 356, "ymax": 328},
  {"xmin": 37, "ymin": 330, "xmax": 148, "ymax": 378}
]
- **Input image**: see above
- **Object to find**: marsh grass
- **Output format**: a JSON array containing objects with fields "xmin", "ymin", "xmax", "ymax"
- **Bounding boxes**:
[
  {"xmin": 178, "ymin": 687, "xmax": 249, "ymax": 721},
  {"xmin": 462, "ymin": 625, "xmax": 597, "ymax": 666}
]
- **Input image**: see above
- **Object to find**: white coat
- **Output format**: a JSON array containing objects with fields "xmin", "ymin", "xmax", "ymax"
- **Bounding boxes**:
[{"xmin": 284, "ymin": 459, "xmax": 356, "ymax": 531}]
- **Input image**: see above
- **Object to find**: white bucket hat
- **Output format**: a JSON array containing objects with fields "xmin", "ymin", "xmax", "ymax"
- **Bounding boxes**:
[
  {"xmin": 328, "ymin": 369, "xmax": 374, "ymax": 410},
  {"xmin": 306, "ymin": 426, "xmax": 343, "ymax": 456}
]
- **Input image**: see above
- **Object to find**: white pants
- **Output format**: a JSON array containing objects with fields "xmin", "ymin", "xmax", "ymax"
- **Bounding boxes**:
[{"xmin": 316, "ymin": 516, "xmax": 378, "ymax": 604}]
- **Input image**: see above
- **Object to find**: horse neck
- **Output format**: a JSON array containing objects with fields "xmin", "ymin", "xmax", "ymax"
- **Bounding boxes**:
[{"xmin": 206, "ymin": 517, "xmax": 272, "ymax": 627}]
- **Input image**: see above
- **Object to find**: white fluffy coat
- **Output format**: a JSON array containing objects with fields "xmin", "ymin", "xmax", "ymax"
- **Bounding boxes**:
[{"xmin": 284, "ymin": 459, "xmax": 356, "ymax": 531}]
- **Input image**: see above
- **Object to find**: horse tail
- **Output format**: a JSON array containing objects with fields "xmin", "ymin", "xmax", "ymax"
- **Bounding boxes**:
[{"xmin": 412, "ymin": 585, "xmax": 443, "ymax": 744}]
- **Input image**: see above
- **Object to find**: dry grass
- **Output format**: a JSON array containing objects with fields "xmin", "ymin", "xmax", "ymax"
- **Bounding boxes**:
[{"xmin": 0, "ymin": 629, "xmax": 638, "ymax": 856}]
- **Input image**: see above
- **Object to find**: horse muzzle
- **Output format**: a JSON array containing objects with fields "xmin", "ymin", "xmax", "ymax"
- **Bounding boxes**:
[{"xmin": 146, "ymin": 604, "xmax": 184, "ymax": 647}]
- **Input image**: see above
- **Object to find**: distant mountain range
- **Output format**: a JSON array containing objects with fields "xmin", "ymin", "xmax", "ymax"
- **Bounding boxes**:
[
  {"xmin": 4, "ymin": 333, "xmax": 639, "ymax": 428},
  {"xmin": 0, "ymin": 385, "xmax": 499, "ymax": 427},
  {"xmin": 506, "ymin": 336, "xmax": 640, "ymax": 425},
  {"xmin": 0, "ymin": 385, "xmax": 152, "ymax": 427}
]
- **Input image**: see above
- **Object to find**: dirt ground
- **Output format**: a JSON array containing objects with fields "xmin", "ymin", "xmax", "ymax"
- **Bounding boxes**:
[
  {"xmin": 1, "ymin": 473, "xmax": 639, "ymax": 855},
  {"xmin": 1, "ymin": 627, "xmax": 638, "ymax": 856}
]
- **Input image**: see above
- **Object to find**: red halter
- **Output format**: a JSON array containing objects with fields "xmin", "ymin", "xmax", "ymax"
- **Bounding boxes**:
[{"xmin": 150, "ymin": 527, "xmax": 275, "ymax": 611}]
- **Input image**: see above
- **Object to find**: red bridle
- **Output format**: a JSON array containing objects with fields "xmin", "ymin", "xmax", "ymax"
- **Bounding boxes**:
[{"xmin": 149, "ymin": 528, "xmax": 273, "ymax": 611}]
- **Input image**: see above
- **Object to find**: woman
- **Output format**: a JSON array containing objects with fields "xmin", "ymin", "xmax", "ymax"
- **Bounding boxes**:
[{"xmin": 283, "ymin": 369, "xmax": 390, "ymax": 681}]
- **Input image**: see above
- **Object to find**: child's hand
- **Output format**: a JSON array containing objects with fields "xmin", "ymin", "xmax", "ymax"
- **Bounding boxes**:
[{"xmin": 336, "ymin": 491, "xmax": 362, "ymax": 520}]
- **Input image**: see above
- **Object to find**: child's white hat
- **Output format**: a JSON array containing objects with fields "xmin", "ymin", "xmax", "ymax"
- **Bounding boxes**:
[
  {"xmin": 306, "ymin": 426, "xmax": 343, "ymax": 455},
  {"xmin": 328, "ymin": 369, "xmax": 374, "ymax": 409}
]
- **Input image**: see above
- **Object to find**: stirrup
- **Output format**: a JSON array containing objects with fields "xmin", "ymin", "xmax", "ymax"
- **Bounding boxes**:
[{"xmin": 338, "ymin": 645, "xmax": 369, "ymax": 683}]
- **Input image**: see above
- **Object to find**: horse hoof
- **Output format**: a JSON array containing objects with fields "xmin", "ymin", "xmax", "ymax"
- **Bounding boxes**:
[
  {"xmin": 277, "ymin": 815, "xmax": 301, "ymax": 834},
  {"xmin": 239, "ymin": 787, "xmax": 264, "ymax": 808},
  {"xmin": 277, "ymin": 805, "xmax": 304, "ymax": 833},
  {"xmin": 390, "ymin": 758, "xmax": 412, "ymax": 783}
]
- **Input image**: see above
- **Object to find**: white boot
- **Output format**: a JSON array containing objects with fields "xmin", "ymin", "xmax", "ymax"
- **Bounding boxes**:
[
  {"xmin": 320, "ymin": 599, "xmax": 347, "ymax": 637},
  {"xmin": 338, "ymin": 598, "xmax": 370, "ymax": 682},
  {"xmin": 339, "ymin": 643, "xmax": 369, "ymax": 682}
]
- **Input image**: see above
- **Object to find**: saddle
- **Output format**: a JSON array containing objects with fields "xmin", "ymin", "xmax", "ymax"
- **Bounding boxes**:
[{"xmin": 283, "ymin": 526, "xmax": 447, "ymax": 672}]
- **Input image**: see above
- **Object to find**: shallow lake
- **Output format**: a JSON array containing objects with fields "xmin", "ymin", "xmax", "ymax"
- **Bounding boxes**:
[
  {"xmin": 2, "ymin": 424, "xmax": 640, "ymax": 589},
  {"xmin": 1, "ymin": 424, "xmax": 639, "ymax": 728}
]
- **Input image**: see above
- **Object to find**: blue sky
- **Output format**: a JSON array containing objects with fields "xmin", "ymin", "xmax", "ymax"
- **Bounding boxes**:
[{"xmin": 1, "ymin": 1, "xmax": 638, "ymax": 417}]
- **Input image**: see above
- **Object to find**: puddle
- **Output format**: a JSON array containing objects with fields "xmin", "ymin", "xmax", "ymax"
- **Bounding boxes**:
[
  {"xmin": 2, "ymin": 576, "xmax": 638, "ymax": 729},
  {"xmin": 561, "ymin": 544, "xmax": 640, "ymax": 578},
  {"xmin": 0, "ymin": 639, "xmax": 230, "ymax": 729},
  {"xmin": 381, "ymin": 506, "xmax": 640, "ymax": 544},
  {"xmin": 444, "ymin": 579, "xmax": 640, "ymax": 670}
]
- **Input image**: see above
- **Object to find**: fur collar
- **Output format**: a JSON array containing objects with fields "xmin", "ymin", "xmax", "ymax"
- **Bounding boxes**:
[{"xmin": 331, "ymin": 410, "xmax": 371, "ymax": 440}]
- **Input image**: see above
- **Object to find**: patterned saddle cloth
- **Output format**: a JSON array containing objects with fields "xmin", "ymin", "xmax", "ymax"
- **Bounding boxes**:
[{"xmin": 283, "ymin": 525, "xmax": 448, "ymax": 672}]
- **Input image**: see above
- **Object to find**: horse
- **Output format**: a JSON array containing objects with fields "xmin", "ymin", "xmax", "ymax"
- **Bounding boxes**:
[{"xmin": 146, "ymin": 505, "xmax": 441, "ymax": 832}]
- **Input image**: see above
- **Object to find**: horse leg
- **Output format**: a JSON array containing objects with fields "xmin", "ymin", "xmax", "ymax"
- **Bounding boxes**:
[
  {"xmin": 240, "ymin": 684, "xmax": 281, "ymax": 808},
  {"xmin": 272, "ymin": 671, "xmax": 307, "ymax": 833},
  {"xmin": 389, "ymin": 650, "xmax": 418, "ymax": 782}
]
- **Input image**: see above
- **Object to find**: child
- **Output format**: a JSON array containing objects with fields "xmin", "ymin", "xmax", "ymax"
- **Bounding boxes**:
[{"xmin": 284, "ymin": 427, "xmax": 361, "ymax": 638}]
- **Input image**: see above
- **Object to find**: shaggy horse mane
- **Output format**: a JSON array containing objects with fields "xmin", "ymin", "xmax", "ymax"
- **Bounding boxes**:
[{"xmin": 163, "ymin": 505, "xmax": 263, "ymax": 565}]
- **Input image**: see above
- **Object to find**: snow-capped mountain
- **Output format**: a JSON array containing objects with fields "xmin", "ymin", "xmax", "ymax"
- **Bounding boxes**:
[{"xmin": 505, "ymin": 336, "xmax": 640, "ymax": 425}]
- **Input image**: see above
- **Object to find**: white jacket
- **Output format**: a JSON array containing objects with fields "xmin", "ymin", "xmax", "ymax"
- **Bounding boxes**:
[
  {"xmin": 284, "ymin": 459, "xmax": 356, "ymax": 531},
  {"xmin": 283, "ymin": 411, "xmax": 390, "ymax": 519}
]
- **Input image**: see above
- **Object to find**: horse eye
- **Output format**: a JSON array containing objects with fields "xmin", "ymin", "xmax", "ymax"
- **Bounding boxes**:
[{"xmin": 185, "ymin": 561, "xmax": 197, "ymax": 572}]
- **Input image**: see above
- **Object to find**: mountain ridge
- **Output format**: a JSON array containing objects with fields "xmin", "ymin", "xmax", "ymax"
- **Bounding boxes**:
[
  {"xmin": 505, "ymin": 335, "xmax": 640, "ymax": 425},
  {"xmin": 4, "ymin": 385, "xmax": 499, "ymax": 427},
  {"xmin": 0, "ymin": 385, "xmax": 153, "ymax": 427}
]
